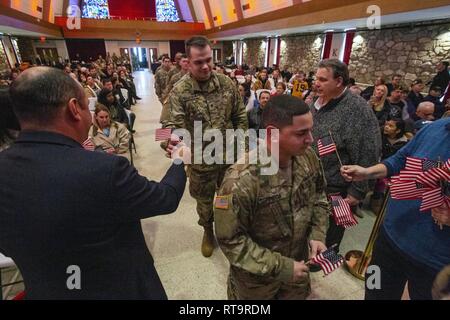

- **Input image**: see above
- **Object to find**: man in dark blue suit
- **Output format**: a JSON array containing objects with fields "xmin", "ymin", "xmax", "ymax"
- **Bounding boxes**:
[{"xmin": 0, "ymin": 67, "xmax": 187, "ymax": 299}]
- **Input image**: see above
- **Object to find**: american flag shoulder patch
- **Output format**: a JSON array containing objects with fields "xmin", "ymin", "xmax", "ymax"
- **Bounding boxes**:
[{"xmin": 215, "ymin": 195, "xmax": 230, "ymax": 210}]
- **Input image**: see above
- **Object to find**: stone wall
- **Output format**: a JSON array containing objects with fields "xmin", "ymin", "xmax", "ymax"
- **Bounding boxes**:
[
  {"xmin": 241, "ymin": 35, "xmax": 324, "ymax": 71},
  {"xmin": 279, "ymin": 34, "xmax": 324, "ymax": 73},
  {"xmin": 238, "ymin": 22, "xmax": 449, "ymax": 87},
  {"xmin": 349, "ymin": 23, "xmax": 450, "ymax": 85},
  {"xmin": 243, "ymin": 39, "xmax": 265, "ymax": 67}
]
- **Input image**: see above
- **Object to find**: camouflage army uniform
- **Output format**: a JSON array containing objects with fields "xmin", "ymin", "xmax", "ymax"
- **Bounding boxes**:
[
  {"xmin": 154, "ymin": 67, "xmax": 170, "ymax": 102},
  {"xmin": 167, "ymin": 71, "xmax": 248, "ymax": 228},
  {"xmin": 167, "ymin": 65, "xmax": 181, "ymax": 83},
  {"xmin": 160, "ymin": 71, "xmax": 188, "ymax": 126},
  {"xmin": 214, "ymin": 148, "xmax": 330, "ymax": 300}
]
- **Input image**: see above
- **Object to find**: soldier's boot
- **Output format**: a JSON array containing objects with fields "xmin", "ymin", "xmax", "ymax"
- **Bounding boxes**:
[{"xmin": 201, "ymin": 226, "xmax": 216, "ymax": 257}]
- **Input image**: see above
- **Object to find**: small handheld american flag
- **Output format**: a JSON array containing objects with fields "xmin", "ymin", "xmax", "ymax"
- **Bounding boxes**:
[
  {"xmin": 404, "ymin": 157, "xmax": 438, "ymax": 172},
  {"xmin": 420, "ymin": 187, "xmax": 445, "ymax": 212},
  {"xmin": 390, "ymin": 180, "xmax": 429, "ymax": 200},
  {"xmin": 155, "ymin": 128, "xmax": 172, "ymax": 141},
  {"xmin": 311, "ymin": 245, "xmax": 344, "ymax": 276},
  {"xmin": 317, "ymin": 135, "xmax": 337, "ymax": 157},
  {"xmin": 392, "ymin": 157, "xmax": 450, "ymax": 211},
  {"xmin": 330, "ymin": 195, "xmax": 357, "ymax": 228}
]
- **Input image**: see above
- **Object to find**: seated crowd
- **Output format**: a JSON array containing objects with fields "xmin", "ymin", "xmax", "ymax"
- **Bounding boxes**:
[{"xmin": 1, "ymin": 54, "xmax": 140, "ymax": 157}]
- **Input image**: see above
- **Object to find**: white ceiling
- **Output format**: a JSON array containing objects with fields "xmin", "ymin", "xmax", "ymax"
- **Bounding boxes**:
[{"xmin": 214, "ymin": 5, "xmax": 450, "ymax": 40}]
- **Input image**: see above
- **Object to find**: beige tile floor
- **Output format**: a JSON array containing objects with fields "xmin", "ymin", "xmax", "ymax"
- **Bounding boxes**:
[{"xmin": 2, "ymin": 70, "xmax": 377, "ymax": 300}]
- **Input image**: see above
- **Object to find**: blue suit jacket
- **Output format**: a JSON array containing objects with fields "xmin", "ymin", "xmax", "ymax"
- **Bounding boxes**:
[{"xmin": 0, "ymin": 131, "xmax": 186, "ymax": 299}]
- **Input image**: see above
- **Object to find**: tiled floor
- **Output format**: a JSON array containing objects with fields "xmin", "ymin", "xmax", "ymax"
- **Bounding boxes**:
[{"xmin": 1, "ymin": 70, "xmax": 378, "ymax": 300}]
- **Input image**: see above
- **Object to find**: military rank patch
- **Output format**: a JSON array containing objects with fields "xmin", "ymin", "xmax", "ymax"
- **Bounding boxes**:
[{"xmin": 215, "ymin": 195, "xmax": 230, "ymax": 209}]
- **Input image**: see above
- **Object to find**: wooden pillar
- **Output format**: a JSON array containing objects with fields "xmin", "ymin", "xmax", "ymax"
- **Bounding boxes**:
[
  {"xmin": 202, "ymin": 0, "xmax": 214, "ymax": 28},
  {"xmin": 62, "ymin": 0, "xmax": 69, "ymax": 16},
  {"xmin": 185, "ymin": 0, "xmax": 197, "ymax": 22},
  {"xmin": 42, "ymin": 0, "xmax": 51, "ymax": 22},
  {"xmin": 233, "ymin": 0, "xmax": 243, "ymax": 21}
]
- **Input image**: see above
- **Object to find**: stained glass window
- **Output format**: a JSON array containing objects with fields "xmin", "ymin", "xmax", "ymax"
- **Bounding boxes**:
[
  {"xmin": 82, "ymin": 0, "xmax": 110, "ymax": 19},
  {"xmin": 156, "ymin": 0, "xmax": 180, "ymax": 22}
]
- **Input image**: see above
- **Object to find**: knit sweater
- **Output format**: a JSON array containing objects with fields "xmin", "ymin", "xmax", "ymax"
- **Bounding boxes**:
[{"xmin": 311, "ymin": 90, "xmax": 382, "ymax": 199}]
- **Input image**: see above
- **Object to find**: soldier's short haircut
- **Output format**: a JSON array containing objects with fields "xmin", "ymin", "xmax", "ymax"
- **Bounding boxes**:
[
  {"xmin": 180, "ymin": 53, "xmax": 188, "ymax": 59},
  {"xmin": 318, "ymin": 58, "xmax": 349, "ymax": 86},
  {"xmin": 262, "ymin": 95, "xmax": 310, "ymax": 129},
  {"xmin": 185, "ymin": 36, "xmax": 211, "ymax": 57}
]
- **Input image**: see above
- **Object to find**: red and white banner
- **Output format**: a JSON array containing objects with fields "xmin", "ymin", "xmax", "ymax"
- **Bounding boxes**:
[{"xmin": 322, "ymin": 31, "xmax": 355, "ymax": 65}]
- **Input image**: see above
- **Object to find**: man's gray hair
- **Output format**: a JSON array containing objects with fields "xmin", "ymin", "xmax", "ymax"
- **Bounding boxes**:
[{"xmin": 318, "ymin": 59, "xmax": 350, "ymax": 86}]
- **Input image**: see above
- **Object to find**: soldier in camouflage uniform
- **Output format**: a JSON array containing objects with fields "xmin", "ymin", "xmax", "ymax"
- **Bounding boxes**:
[
  {"xmin": 214, "ymin": 95, "xmax": 330, "ymax": 299},
  {"xmin": 166, "ymin": 52, "xmax": 183, "ymax": 83},
  {"xmin": 166, "ymin": 36, "xmax": 248, "ymax": 257},
  {"xmin": 160, "ymin": 54, "xmax": 190, "ymax": 126},
  {"xmin": 154, "ymin": 56, "xmax": 172, "ymax": 103}
]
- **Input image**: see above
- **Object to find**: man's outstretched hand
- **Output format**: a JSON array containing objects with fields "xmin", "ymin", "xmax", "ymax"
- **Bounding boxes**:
[
  {"xmin": 166, "ymin": 134, "xmax": 190, "ymax": 164},
  {"xmin": 340, "ymin": 165, "xmax": 369, "ymax": 182}
]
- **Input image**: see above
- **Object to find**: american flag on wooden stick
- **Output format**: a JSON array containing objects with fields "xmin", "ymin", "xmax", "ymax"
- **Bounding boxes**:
[
  {"xmin": 417, "ymin": 167, "xmax": 450, "ymax": 188},
  {"xmin": 155, "ymin": 128, "xmax": 172, "ymax": 141},
  {"xmin": 311, "ymin": 246, "xmax": 344, "ymax": 276},
  {"xmin": 420, "ymin": 187, "xmax": 445, "ymax": 212},
  {"xmin": 330, "ymin": 195, "xmax": 358, "ymax": 228},
  {"xmin": 391, "ymin": 181, "xmax": 429, "ymax": 200},
  {"xmin": 317, "ymin": 135, "xmax": 337, "ymax": 157},
  {"xmin": 404, "ymin": 157, "xmax": 438, "ymax": 172}
]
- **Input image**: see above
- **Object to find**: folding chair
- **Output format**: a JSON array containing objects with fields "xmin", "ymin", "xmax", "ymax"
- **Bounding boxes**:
[
  {"xmin": 124, "ymin": 109, "xmax": 137, "ymax": 165},
  {"xmin": 88, "ymin": 97, "xmax": 97, "ymax": 111},
  {"xmin": 0, "ymin": 253, "xmax": 22, "ymax": 300},
  {"xmin": 121, "ymin": 88, "xmax": 129, "ymax": 106}
]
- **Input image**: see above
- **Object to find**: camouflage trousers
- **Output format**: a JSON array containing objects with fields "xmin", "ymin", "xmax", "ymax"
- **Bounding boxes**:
[
  {"xmin": 227, "ymin": 267, "xmax": 311, "ymax": 300},
  {"xmin": 189, "ymin": 165, "xmax": 228, "ymax": 228}
]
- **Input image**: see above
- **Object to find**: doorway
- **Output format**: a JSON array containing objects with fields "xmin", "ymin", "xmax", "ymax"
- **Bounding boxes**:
[
  {"xmin": 35, "ymin": 47, "xmax": 59, "ymax": 65},
  {"xmin": 213, "ymin": 48, "xmax": 222, "ymax": 64},
  {"xmin": 130, "ymin": 47, "xmax": 148, "ymax": 71},
  {"xmin": 149, "ymin": 48, "xmax": 158, "ymax": 64}
]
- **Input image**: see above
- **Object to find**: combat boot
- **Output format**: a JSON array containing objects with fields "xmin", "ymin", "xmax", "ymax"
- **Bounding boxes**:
[{"xmin": 201, "ymin": 226, "xmax": 216, "ymax": 257}]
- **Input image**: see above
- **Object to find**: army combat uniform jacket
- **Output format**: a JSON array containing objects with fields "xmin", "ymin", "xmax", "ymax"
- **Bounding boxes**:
[
  {"xmin": 167, "ymin": 71, "xmax": 248, "ymax": 172},
  {"xmin": 214, "ymin": 148, "xmax": 330, "ymax": 299},
  {"xmin": 154, "ymin": 67, "xmax": 170, "ymax": 101},
  {"xmin": 160, "ymin": 71, "xmax": 187, "ymax": 125}
]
